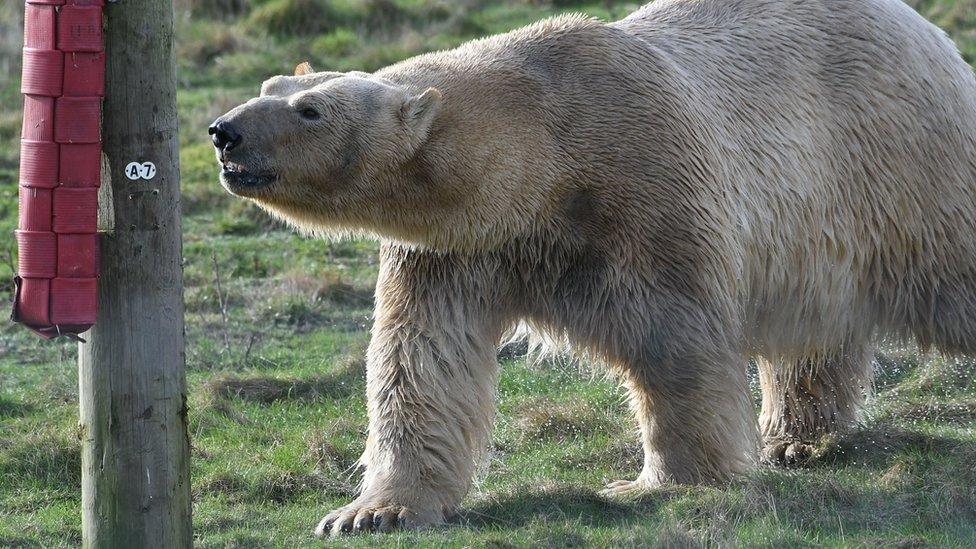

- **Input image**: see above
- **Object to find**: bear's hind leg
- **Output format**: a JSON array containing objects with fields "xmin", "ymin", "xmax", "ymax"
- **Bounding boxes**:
[
  {"xmin": 606, "ymin": 349, "xmax": 757, "ymax": 492},
  {"xmin": 758, "ymin": 345, "xmax": 873, "ymax": 466}
]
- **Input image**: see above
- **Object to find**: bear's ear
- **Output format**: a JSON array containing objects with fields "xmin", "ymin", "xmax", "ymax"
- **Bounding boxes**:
[
  {"xmin": 294, "ymin": 61, "xmax": 314, "ymax": 76},
  {"xmin": 400, "ymin": 87, "xmax": 442, "ymax": 134}
]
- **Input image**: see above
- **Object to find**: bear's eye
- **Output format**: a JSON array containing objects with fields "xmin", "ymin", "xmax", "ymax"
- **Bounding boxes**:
[{"xmin": 299, "ymin": 107, "xmax": 320, "ymax": 120}]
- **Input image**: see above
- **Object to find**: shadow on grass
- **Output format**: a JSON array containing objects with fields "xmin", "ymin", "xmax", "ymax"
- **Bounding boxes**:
[
  {"xmin": 747, "ymin": 422, "xmax": 976, "ymax": 538},
  {"xmin": 195, "ymin": 469, "xmax": 356, "ymax": 504},
  {"xmin": 813, "ymin": 421, "xmax": 974, "ymax": 469},
  {"xmin": 456, "ymin": 485, "xmax": 667, "ymax": 530},
  {"xmin": 0, "ymin": 536, "xmax": 53, "ymax": 547},
  {"xmin": 455, "ymin": 422, "xmax": 976, "ymax": 540},
  {"xmin": 205, "ymin": 356, "xmax": 365, "ymax": 404}
]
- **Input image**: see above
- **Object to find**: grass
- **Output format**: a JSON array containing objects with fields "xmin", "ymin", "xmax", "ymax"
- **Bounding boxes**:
[{"xmin": 2, "ymin": 0, "xmax": 976, "ymax": 546}]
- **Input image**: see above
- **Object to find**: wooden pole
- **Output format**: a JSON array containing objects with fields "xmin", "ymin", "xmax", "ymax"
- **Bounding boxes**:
[{"xmin": 78, "ymin": 0, "xmax": 190, "ymax": 547}]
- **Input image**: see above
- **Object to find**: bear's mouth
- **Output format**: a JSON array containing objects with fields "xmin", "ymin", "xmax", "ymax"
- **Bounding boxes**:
[{"xmin": 220, "ymin": 161, "xmax": 277, "ymax": 195}]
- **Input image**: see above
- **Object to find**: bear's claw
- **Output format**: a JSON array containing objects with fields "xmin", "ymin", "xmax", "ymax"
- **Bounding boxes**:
[
  {"xmin": 314, "ymin": 502, "xmax": 439, "ymax": 537},
  {"xmin": 601, "ymin": 478, "xmax": 655, "ymax": 497},
  {"xmin": 762, "ymin": 439, "xmax": 814, "ymax": 466}
]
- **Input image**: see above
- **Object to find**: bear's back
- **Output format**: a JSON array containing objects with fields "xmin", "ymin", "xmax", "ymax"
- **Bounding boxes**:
[
  {"xmin": 613, "ymin": 0, "xmax": 976, "ymax": 353},
  {"xmin": 383, "ymin": 1, "xmax": 976, "ymax": 353}
]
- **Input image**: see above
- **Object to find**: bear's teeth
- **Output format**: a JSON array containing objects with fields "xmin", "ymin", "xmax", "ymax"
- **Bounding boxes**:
[{"xmin": 223, "ymin": 162, "xmax": 247, "ymax": 174}]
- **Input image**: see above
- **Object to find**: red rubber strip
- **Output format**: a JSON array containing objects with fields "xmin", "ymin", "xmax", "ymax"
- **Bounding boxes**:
[
  {"xmin": 57, "ymin": 234, "xmax": 99, "ymax": 278},
  {"xmin": 52, "ymin": 187, "xmax": 99, "ymax": 233},
  {"xmin": 50, "ymin": 278, "xmax": 98, "ymax": 325},
  {"xmin": 54, "ymin": 96, "xmax": 101, "ymax": 143},
  {"xmin": 57, "ymin": 6, "xmax": 103, "ymax": 52},
  {"xmin": 16, "ymin": 278, "xmax": 52, "ymax": 326},
  {"xmin": 18, "ymin": 187, "xmax": 53, "ymax": 231},
  {"xmin": 14, "ymin": 0, "xmax": 104, "ymax": 338},
  {"xmin": 21, "ymin": 48, "xmax": 63, "ymax": 96},
  {"xmin": 19, "ymin": 140, "xmax": 60, "ymax": 188},
  {"xmin": 15, "ymin": 230, "xmax": 58, "ymax": 278},
  {"xmin": 21, "ymin": 94, "xmax": 55, "ymax": 141},
  {"xmin": 24, "ymin": 4, "xmax": 57, "ymax": 49},
  {"xmin": 59, "ymin": 143, "xmax": 101, "ymax": 187}
]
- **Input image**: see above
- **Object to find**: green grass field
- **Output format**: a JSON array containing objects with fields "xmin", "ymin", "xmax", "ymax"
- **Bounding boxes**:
[{"xmin": 2, "ymin": 0, "xmax": 976, "ymax": 546}]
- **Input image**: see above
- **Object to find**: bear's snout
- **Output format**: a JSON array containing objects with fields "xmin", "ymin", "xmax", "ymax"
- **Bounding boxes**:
[{"xmin": 209, "ymin": 118, "xmax": 242, "ymax": 156}]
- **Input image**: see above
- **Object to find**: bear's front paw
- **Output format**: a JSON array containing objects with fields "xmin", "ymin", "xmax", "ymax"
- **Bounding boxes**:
[
  {"xmin": 313, "ymin": 498, "xmax": 444, "ymax": 537},
  {"xmin": 602, "ymin": 478, "xmax": 643, "ymax": 496},
  {"xmin": 600, "ymin": 475, "xmax": 661, "ymax": 497}
]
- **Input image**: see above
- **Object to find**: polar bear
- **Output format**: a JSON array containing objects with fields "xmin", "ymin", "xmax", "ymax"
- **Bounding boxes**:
[{"xmin": 209, "ymin": 0, "xmax": 976, "ymax": 536}]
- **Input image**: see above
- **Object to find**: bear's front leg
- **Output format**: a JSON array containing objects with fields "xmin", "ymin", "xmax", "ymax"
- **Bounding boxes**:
[{"xmin": 315, "ymin": 246, "xmax": 507, "ymax": 537}]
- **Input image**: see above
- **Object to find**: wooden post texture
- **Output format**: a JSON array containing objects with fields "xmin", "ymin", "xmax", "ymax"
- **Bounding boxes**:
[{"xmin": 77, "ymin": 1, "xmax": 190, "ymax": 547}]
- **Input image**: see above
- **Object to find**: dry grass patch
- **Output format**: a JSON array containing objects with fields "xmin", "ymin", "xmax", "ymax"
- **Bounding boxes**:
[
  {"xmin": 276, "ymin": 270, "xmax": 373, "ymax": 308},
  {"xmin": 258, "ymin": 272, "xmax": 374, "ymax": 330},
  {"xmin": 259, "ymin": 470, "xmax": 353, "ymax": 502},
  {"xmin": 195, "ymin": 471, "xmax": 249, "ymax": 497},
  {"xmin": 513, "ymin": 398, "xmax": 618, "ymax": 443},
  {"xmin": 561, "ymin": 439, "xmax": 642, "ymax": 472},
  {"xmin": 852, "ymin": 536, "xmax": 927, "ymax": 549},
  {"xmin": 195, "ymin": 469, "xmax": 354, "ymax": 503},
  {"xmin": 649, "ymin": 520, "xmax": 704, "ymax": 549},
  {"xmin": 878, "ymin": 462, "xmax": 914, "ymax": 490},
  {"xmin": 193, "ymin": 393, "xmax": 254, "ymax": 429},
  {"xmin": 883, "ymin": 399, "xmax": 976, "ymax": 425},
  {"xmin": 304, "ymin": 423, "xmax": 364, "ymax": 472},
  {"xmin": 178, "ymin": 25, "xmax": 252, "ymax": 65},
  {"xmin": 205, "ymin": 355, "xmax": 365, "ymax": 405},
  {"xmin": 887, "ymin": 355, "xmax": 976, "ymax": 397}
]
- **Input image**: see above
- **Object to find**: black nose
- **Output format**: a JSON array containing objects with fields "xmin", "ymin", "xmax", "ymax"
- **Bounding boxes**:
[{"xmin": 208, "ymin": 119, "xmax": 242, "ymax": 152}]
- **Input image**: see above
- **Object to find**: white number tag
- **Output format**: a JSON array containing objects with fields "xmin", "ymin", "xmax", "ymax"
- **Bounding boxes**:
[{"xmin": 125, "ymin": 161, "xmax": 156, "ymax": 180}]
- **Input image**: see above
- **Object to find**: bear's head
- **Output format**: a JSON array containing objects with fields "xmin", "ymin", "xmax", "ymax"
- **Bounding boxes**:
[
  {"xmin": 209, "ymin": 64, "xmax": 446, "ymax": 237},
  {"xmin": 212, "ymin": 62, "xmax": 556, "ymax": 250}
]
